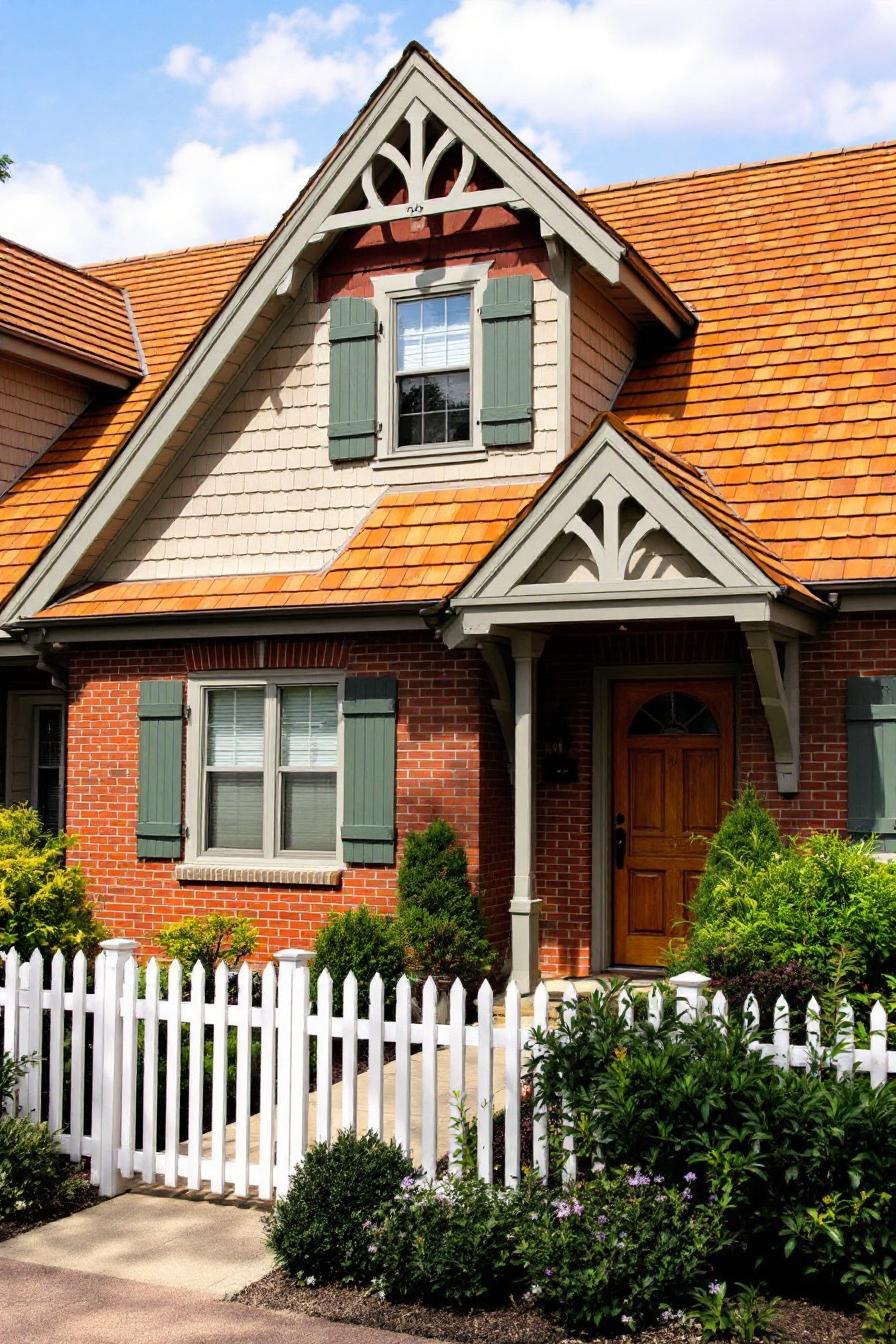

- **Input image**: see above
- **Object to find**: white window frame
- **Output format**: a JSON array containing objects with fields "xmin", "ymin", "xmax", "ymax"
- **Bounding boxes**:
[
  {"xmin": 4, "ymin": 690, "xmax": 66, "ymax": 830},
  {"xmin": 185, "ymin": 670, "xmax": 344, "ymax": 872},
  {"xmin": 371, "ymin": 262, "xmax": 492, "ymax": 466}
]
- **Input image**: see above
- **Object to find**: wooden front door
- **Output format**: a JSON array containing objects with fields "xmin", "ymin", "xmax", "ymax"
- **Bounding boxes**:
[{"xmin": 611, "ymin": 679, "xmax": 734, "ymax": 967}]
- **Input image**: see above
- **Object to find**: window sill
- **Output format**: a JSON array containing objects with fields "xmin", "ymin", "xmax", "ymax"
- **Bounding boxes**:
[
  {"xmin": 175, "ymin": 861, "xmax": 343, "ymax": 887},
  {"xmin": 372, "ymin": 446, "xmax": 487, "ymax": 471}
]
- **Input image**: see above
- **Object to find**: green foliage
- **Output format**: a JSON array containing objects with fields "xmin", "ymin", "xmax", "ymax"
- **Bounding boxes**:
[
  {"xmin": 0, "ymin": 155, "xmax": 11, "ymax": 184},
  {"xmin": 371, "ymin": 1173, "xmax": 531, "ymax": 1309},
  {"xmin": 267, "ymin": 1130, "xmax": 415, "ymax": 1285},
  {"xmin": 670, "ymin": 789, "xmax": 896, "ymax": 996},
  {"xmin": 0, "ymin": 805, "xmax": 103, "ymax": 959},
  {"xmin": 311, "ymin": 906, "xmax": 405, "ymax": 1014},
  {"xmin": 863, "ymin": 1276, "xmax": 896, "ymax": 1343},
  {"xmin": 517, "ymin": 1169, "xmax": 726, "ymax": 1335},
  {"xmin": 690, "ymin": 1282, "xmax": 780, "ymax": 1342},
  {"xmin": 157, "ymin": 912, "xmax": 257, "ymax": 976},
  {"xmin": 0, "ymin": 1053, "xmax": 84, "ymax": 1224},
  {"xmin": 532, "ymin": 988, "xmax": 896, "ymax": 1302},
  {"xmin": 396, "ymin": 820, "xmax": 493, "ymax": 985}
]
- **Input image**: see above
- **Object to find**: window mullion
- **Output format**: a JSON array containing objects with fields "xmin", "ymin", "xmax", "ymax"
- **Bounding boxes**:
[{"xmin": 263, "ymin": 682, "xmax": 278, "ymax": 861}]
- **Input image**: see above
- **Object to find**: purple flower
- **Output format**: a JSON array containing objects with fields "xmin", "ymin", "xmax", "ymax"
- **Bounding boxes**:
[
  {"xmin": 708, "ymin": 1281, "xmax": 723, "ymax": 1296},
  {"xmin": 627, "ymin": 1170, "xmax": 651, "ymax": 1187},
  {"xmin": 684, "ymin": 1171, "xmax": 698, "ymax": 1183},
  {"xmin": 597, "ymin": 1214, "xmax": 608, "ymax": 1225},
  {"xmin": 400, "ymin": 1175, "xmax": 416, "ymax": 1190},
  {"xmin": 682, "ymin": 1188, "xmax": 693, "ymax": 1202},
  {"xmin": 545, "ymin": 1268, "xmax": 555, "ymax": 1279}
]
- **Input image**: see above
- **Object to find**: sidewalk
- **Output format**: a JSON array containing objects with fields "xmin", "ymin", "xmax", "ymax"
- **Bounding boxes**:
[{"xmin": 1, "ymin": 1259, "xmax": 428, "ymax": 1344}]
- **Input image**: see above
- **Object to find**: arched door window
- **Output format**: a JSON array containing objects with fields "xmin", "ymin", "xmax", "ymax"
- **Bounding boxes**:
[{"xmin": 628, "ymin": 691, "xmax": 719, "ymax": 736}]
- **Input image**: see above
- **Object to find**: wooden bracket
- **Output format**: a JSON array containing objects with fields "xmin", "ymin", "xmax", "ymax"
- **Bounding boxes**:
[{"xmin": 743, "ymin": 626, "xmax": 800, "ymax": 793}]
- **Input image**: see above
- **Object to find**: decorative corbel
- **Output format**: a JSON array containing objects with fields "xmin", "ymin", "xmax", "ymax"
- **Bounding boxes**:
[
  {"xmin": 742, "ymin": 626, "xmax": 799, "ymax": 793},
  {"xmin": 479, "ymin": 638, "xmax": 515, "ymax": 773}
]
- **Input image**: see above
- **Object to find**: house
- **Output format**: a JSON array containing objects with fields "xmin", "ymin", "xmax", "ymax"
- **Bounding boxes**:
[{"xmin": 2, "ymin": 43, "xmax": 896, "ymax": 987}]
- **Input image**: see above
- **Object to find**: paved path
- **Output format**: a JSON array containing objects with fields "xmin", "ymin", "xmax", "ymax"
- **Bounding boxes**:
[
  {"xmin": 0, "ymin": 1190, "xmax": 273, "ymax": 1296},
  {"xmin": 1, "ymin": 1260, "xmax": 428, "ymax": 1344}
]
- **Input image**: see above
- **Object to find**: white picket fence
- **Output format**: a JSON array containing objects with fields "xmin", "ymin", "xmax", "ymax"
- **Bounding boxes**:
[{"xmin": 1, "ymin": 944, "xmax": 894, "ymax": 1201}]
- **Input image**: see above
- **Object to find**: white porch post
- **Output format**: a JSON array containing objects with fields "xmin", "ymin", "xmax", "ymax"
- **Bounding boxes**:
[{"xmin": 509, "ymin": 632, "xmax": 546, "ymax": 994}]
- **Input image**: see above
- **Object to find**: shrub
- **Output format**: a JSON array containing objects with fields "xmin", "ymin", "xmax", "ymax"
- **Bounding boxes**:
[
  {"xmin": 690, "ymin": 1282, "xmax": 780, "ymax": 1342},
  {"xmin": 311, "ymin": 906, "xmax": 405, "ymax": 1015},
  {"xmin": 0, "ymin": 805, "xmax": 102, "ymax": 959},
  {"xmin": 532, "ymin": 988, "xmax": 896, "ymax": 1303},
  {"xmin": 267, "ymin": 1130, "xmax": 415, "ymax": 1285},
  {"xmin": 157, "ymin": 912, "xmax": 257, "ymax": 977},
  {"xmin": 863, "ymin": 1276, "xmax": 896, "ymax": 1344},
  {"xmin": 396, "ymin": 820, "xmax": 493, "ymax": 986},
  {"xmin": 371, "ymin": 1173, "xmax": 530, "ymax": 1308},
  {"xmin": 670, "ymin": 790, "xmax": 896, "ymax": 997},
  {"xmin": 0, "ymin": 1053, "xmax": 84, "ymax": 1223},
  {"xmin": 517, "ymin": 1168, "xmax": 726, "ymax": 1336}
]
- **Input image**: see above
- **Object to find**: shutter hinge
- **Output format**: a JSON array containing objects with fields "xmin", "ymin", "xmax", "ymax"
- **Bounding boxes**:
[
  {"xmin": 184, "ymin": 704, "xmax": 191, "ymax": 723},
  {"xmin": 182, "ymin": 824, "xmax": 190, "ymax": 839}
]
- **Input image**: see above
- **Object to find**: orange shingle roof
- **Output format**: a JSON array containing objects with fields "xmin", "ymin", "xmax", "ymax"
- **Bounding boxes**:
[
  {"xmin": 0, "ymin": 236, "xmax": 143, "ymax": 379},
  {"xmin": 0, "ymin": 237, "xmax": 260, "ymax": 608},
  {"xmin": 584, "ymin": 142, "xmax": 896, "ymax": 582},
  {"xmin": 33, "ymin": 483, "xmax": 541, "ymax": 621}
]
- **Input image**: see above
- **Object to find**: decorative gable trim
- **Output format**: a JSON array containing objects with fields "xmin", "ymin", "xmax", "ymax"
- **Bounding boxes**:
[{"xmin": 3, "ymin": 45, "xmax": 689, "ymax": 628}]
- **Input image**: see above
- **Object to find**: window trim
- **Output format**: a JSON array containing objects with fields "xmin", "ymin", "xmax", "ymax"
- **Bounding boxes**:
[
  {"xmin": 371, "ymin": 262, "xmax": 492, "ymax": 461},
  {"xmin": 185, "ymin": 669, "xmax": 345, "ymax": 872}
]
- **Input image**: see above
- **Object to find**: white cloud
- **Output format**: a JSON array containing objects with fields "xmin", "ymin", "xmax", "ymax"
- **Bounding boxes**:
[
  {"xmin": 165, "ymin": 6, "xmax": 400, "ymax": 121},
  {"xmin": 428, "ymin": 0, "xmax": 896, "ymax": 145},
  {"xmin": 1, "ymin": 139, "xmax": 315, "ymax": 265},
  {"xmin": 164, "ymin": 44, "xmax": 214, "ymax": 85}
]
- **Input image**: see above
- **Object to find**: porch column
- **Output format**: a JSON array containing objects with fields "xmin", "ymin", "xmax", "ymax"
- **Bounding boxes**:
[{"xmin": 509, "ymin": 631, "xmax": 546, "ymax": 993}]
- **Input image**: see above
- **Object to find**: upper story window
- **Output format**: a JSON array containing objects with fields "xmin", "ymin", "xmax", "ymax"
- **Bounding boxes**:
[
  {"xmin": 395, "ymin": 294, "xmax": 471, "ymax": 449},
  {"xmin": 190, "ymin": 674, "xmax": 341, "ymax": 864}
]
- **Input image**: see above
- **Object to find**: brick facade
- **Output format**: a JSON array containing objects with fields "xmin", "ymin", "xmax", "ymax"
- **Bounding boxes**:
[
  {"xmin": 65, "ymin": 631, "xmax": 504, "ymax": 959},
  {"xmin": 64, "ymin": 613, "xmax": 894, "ymax": 976}
]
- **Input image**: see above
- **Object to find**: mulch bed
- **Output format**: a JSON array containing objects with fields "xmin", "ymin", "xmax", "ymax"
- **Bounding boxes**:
[
  {"xmin": 0, "ymin": 1167, "xmax": 101, "ymax": 1245},
  {"xmin": 233, "ymin": 1269, "xmax": 863, "ymax": 1344}
]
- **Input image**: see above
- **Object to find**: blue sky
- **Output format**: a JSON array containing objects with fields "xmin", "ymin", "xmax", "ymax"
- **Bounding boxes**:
[{"xmin": 5, "ymin": 0, "xmax": 896, "ymax": 264}]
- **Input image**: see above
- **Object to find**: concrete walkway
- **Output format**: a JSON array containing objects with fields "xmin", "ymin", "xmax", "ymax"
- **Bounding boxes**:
[
  {"xmin": 1, "ymin": 1260, "xmax": 428, "ymax": 1344},
  {"xmin": 0, "ymin": 1190, "xmax": 274, "ymax": 1297}
]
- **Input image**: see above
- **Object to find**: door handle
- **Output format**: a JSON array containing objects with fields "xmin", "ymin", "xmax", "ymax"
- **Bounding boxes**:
[{"xmin": 614, "ymin": 815, "xmax": 627, "ymax": 869}]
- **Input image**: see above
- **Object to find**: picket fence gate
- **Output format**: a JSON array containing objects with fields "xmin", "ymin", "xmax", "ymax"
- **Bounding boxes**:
[{"xmin": 1, "ymin": 942, "xmax": 894, "ymax": 1201}]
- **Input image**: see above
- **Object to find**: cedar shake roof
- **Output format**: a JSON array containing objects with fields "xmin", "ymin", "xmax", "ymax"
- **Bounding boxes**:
[
  {"xmin": 0, "ymin": 237, "xmax": 259, "ymax": 608},
  {"xmin": 584, "ymin": 143, "xmax": 896, "ymax": 582},
  {"xmin": 33, "ymin": 484, "xmax": 542, "ymax": 620},
  {"xmin": 9, "ymin": 136, "xmax": 896, "ymax": 621},
  {"xmin": 0, "ymin": 236, "xmax": 143, "ymax": 379},
  {"xmin": 33, "ymin": 418, "xmax": 818, "ymax": 623}
]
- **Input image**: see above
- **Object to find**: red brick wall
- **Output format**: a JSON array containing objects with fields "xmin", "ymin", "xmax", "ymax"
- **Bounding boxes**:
[
  {"xmin": 65, "ymin": 632, "xmax": 502, "ymax": 960},
  {"xmin": 63, "ymin": 613, "xmax": 895, "ymax": 977}
]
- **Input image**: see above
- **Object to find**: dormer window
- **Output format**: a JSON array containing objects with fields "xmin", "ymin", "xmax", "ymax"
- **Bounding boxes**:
[{"xmin": 396, "ymin": 294, "xmax": 471, "ymax": 449}]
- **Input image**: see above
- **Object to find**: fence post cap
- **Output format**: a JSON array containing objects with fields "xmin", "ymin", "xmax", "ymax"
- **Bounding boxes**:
[
  {"xmin": 669, "ymin": 971, "xmax": 712, "ymax": 989},
  {"xmin": 99, "ymin": 938, "xmax": 139, "ymax": 954},
  {"xmin": 275, "ymin": 948, "xmax": 313, "ymax": 966}
]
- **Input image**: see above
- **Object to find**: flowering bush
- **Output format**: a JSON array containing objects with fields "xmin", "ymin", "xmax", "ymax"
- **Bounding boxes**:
[
  {"xmin": 370, "ymin": 1172, "xmax": 532, "ymax": 1308},
  {"xmin": 267, "ymin": 1130, "xmax": 416, "ymax": 1286},
  {"xmin": 516, "ymin": 1166, "xmax": 726, "ymax": 1335}
]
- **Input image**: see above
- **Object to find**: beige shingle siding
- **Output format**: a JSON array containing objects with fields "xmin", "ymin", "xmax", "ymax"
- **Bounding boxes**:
[
  {"xmin": 102, "ymin": 277, "xmax": 560, "ymax": 582},
  {"xmin": 570, "ymin": 273, "xmax": 637, "ymax": 440},
  {"xmin": 0, "ymin": 357, "xmax": 90, "ymax": 495}
]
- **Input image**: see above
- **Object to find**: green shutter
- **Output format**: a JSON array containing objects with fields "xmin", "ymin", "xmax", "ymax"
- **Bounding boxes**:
[
  {"xmin": 847, "ymin": 676, "xmax": 896, "ymax": 852},
  {"xmin": 342, "ymin": 675, "xmax": 397, "ymax": 865},
  {"xmin": 328, "ymin": 296, "xmax": 377, "ymax": 462},
  {"xmin": 480, "ymin": 274, "xmax": 533, "ymax": 447},
  {"xmin": 137, "ymin": 680, "xmax": 185, "ymax": 860}
]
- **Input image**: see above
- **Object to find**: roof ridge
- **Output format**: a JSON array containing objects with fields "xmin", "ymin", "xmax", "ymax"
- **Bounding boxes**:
[
  {"xmin": 580, "ymin": 137, "xmax": 896, "ymax": 197},
  {"xmin": 84, "ymin": 234, "xmax": 267, "ymax": 272},
  {"xmin": 0, "ymin": 233, "xmax": 128, "ymax": 298}
]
